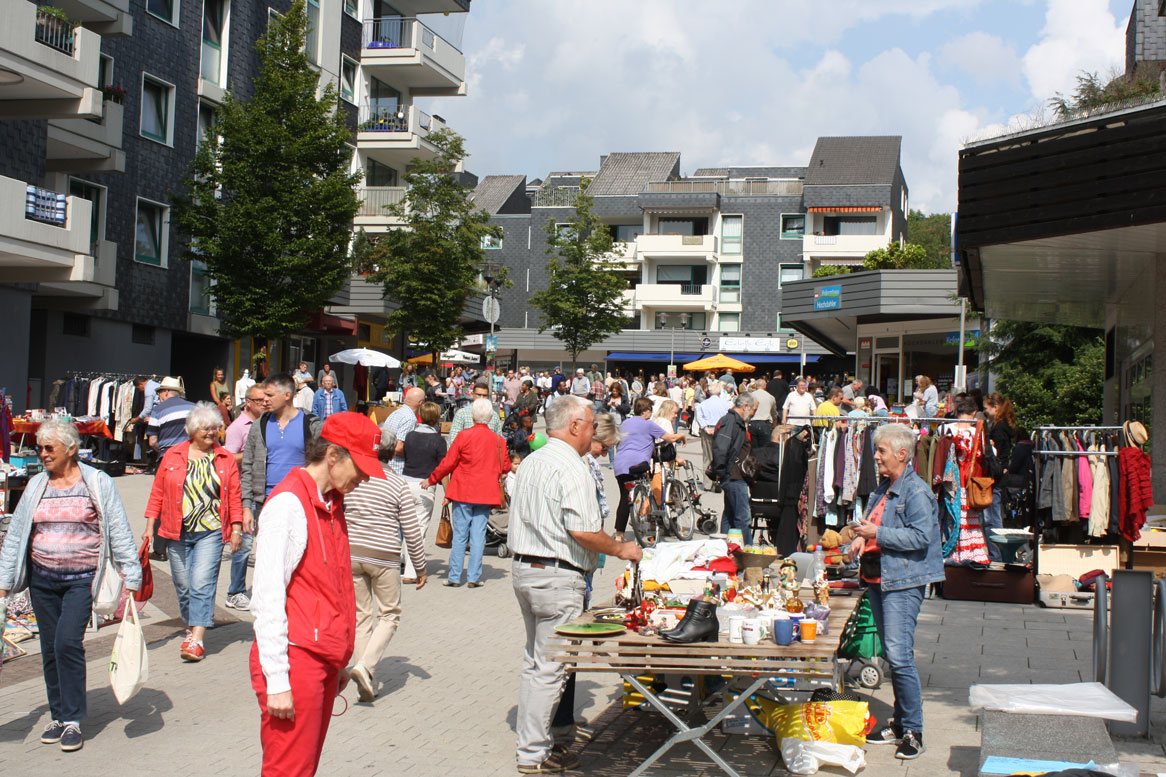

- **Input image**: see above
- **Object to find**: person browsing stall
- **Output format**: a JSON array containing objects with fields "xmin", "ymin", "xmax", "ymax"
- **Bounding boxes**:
[{"xmin": 613, "ymin": 398, "xmax": 685, "ymax": 539}]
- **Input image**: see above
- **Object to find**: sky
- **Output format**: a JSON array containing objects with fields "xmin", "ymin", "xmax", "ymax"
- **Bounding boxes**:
[{"xmin": 420, "ymin": 0, "xmax": 1134, "ymax": 214}]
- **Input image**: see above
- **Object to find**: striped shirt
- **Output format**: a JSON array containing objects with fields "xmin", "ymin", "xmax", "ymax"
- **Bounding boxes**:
[
  {"xmin": 344, "ymin": 464, "xmax": 426, "ymax": 572},
  {"xmin": 509, "ymin": 437, "xmax": 602, "ymax": 572},
  {"xmin": 147, "ymin": 396, "xmax": 195, "ymax": 453},
  {"xmin": 447, "ymin": 402, "xmax": 504, "ymax": 442},
  {"xmin": 30, "ymin": 480, "xmax": 100, "ymax": 581},
  {"xmin": 380, "ymin": 405, "xmax": 417, "ymax": 475}
]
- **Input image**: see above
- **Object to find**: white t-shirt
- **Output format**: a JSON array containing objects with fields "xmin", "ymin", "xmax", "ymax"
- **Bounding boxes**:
[{"xmin": 782, "ymin": 391, "xmax": 818, "ymax": 421}]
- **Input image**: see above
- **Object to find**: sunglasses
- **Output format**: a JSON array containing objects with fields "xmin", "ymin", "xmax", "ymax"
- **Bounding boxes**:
[{"xmin": 35, "ymin": 444, "xmax": 60, "ymax": 453}]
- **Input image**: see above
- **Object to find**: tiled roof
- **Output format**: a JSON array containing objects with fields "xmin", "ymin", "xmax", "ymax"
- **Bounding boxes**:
[
  {"xmin": 804, "ymin": 136, "xmax": 901, "ymax": 186},
  {"xmin": 471, "ymin": 175, "xmax": 526, "ymax": 214},
  {"xmin": 588, "ymin": 152, "xmax": 681, "ymax": 196}
]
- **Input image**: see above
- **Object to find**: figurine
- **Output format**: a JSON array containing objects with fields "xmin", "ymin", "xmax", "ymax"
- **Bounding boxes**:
[
  {"xmin": 779, "ymin": 558, "xmax": 799, "ymax": 594},
  {"xmin": 813, "ymin": 578, "xmax": 831, "ymax": 606}
]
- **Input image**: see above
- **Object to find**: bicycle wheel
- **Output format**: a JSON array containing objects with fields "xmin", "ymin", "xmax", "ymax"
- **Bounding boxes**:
[
  {"xmin": 664, "ymin": 478, "xmax": 697, "ymax": 541},
  {"xmin": 630, "ymin": 484, "xmax": 657, "ymax": 548}
]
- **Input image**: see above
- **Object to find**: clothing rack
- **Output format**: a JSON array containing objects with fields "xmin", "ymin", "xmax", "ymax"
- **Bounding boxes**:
[
  {"xmin": 1032, "ymin": 425, "xmax": 1124, "ymax": 457},
  {"xmin": 783, "ymin": 415, "xmax": 957, "ymax": 424},
  {"xmin": 63, "ymin": 371, "xmax": 158, "ymax": 381}
]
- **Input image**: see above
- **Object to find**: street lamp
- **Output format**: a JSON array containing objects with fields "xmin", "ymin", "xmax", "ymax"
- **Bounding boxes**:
[{"xmin": 657, "ymin": 312, "xmax": 690, "ymax": 376}]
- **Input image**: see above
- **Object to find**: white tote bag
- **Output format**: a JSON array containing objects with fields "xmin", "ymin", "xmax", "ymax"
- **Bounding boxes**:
[
  {"xmin": 108, "ymin": 597, "xmax": 148, "ymax": 704},
  {"xmin": 92, "ymin": 559, "xmax": 123, "ymax": 616}
]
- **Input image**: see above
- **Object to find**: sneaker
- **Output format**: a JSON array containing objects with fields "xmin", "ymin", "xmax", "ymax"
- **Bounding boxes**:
[
  {"xmin": 225, "ymin": 593, "xmax": 251, "ymax": 610},
  {"xmin": 59, "ymin": 724, "xmax": 83, "ymax": 752},
  {"xmin": 180, "ymin": 640, "xmax": 206, "ymax": 662},
  {"xmin": 350, "ymin": 664, "xmax": 375, "ymax": 702},
  {"xmin": 443, "ymin": 580, "xmax": 463, "ymax": 588},
  {"xmin": 867, "ymin": 723, "xmax": 901, "ymax": 745},
  {"xmin": 40, "ymin": 720, "xmax": 66, "ymax": 744},
  {"xmin": 895, "ymin": 731, "xmax": 924, "ymax": 760},
  {"xmin": 517, "ymin": 751, "xmax": 580, "ymax": 773},
  {"xmin": 467, "ymin": 581, "xmax": 484, "ymax": 589}
]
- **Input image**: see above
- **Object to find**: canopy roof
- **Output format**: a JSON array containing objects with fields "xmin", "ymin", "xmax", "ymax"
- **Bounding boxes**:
[{"xmin": 682, "ymin": 353, "xmax": 756, "ymax": 372}]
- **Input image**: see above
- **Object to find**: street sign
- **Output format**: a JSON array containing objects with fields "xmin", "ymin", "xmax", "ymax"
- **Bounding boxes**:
[
  {"xmin": 485, "ymin": 335, "xmax": 498, "ymax": 353},
  {"xmin": 482, "ymin": 296, "xmax": 501, "ymax": 324},
  {"xmin": 700, "ymin": 336, "xmax": 712, "ymax": 350}
]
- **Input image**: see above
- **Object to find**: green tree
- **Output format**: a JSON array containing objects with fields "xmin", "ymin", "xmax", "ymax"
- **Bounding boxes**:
[
  {"xmin": 174, "ymin": 0, "xmax": 360, "ymax": 338},
  {"xmin": 1050, "ymin": 70, "xmax": 1161, "ymax": 119},
  {"xmin": 907, "ymin": 210, "xmax": 951, "ymax": 267},
  {"xmin": 862, "ymin": 241, "xmax": 945, "ymax": 270},
  {"xmin": 529, "ymin": 180, "xmax": 628, "ymax": 369},
  {"xmin": 360, "ymin": 128, "xmax": 498, "ymax": 355},
  {"xmin": 982, "ymin": 320, "xmax": 1105, "ymax": 430}
]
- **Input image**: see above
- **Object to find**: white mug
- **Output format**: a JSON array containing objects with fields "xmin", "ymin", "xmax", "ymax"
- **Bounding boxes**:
[
  {"xmin": 729, "ymin": 616, "xmax": 746, "ymax": 644},
  {"xmin": 742, "ymin": 619, "xmax": 761, "ymax": 646}
]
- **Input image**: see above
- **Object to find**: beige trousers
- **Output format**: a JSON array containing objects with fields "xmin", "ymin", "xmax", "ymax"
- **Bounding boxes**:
[
  {"xmin": 352, "ymin": 560, "xmax": 402, "ymax": 676},
  {"xmin": 403, "ymin": 479, "xmax": 435, "ymax": 580}
]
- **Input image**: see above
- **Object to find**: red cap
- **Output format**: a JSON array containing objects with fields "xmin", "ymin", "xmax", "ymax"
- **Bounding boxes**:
[{"xmin": 320, "ymin": 412, "xmax": 386, "ymax": 480}]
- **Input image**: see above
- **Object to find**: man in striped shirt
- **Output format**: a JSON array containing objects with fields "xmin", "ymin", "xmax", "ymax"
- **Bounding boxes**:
[
  {"xmin": 509, "ymin": 395, "xmax": 642, "ymax": 774},
  {"xmin": 342, "ymin": 432, "xmax": 427, "ymax": 703}
]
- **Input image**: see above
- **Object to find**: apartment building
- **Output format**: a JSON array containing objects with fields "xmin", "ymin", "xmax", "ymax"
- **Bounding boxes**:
[{"xmin": 474, "ymin": 138, "xmax": 907, "ymax": 375}]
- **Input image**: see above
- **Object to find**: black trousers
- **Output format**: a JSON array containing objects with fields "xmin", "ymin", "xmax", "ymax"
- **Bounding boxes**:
[
  {"xmin": 30, "ymin": 573, "xmax": 94, "ymax": 723},
  {"xmin": 614, "ymin": 473, "xmax": 636, "ymax": 533}
]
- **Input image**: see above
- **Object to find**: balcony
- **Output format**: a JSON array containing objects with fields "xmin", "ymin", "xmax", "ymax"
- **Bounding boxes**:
[
  {"xmin": 35, "ymin": 238, "xmax": 119, "ymax": 310},
  {"xmin": 0, "ymin": 4, "xmax": 102, "ymax": 119},
  {"xmin": 644, "ymin": 179, "xmax": 803, "ymax": 196},
  {"xmin": 629, "ymin": 283, "xmax": 716, "ymax": 308},
  {"xmin": 635, "ymin": 233, "xmax": 718, "ymax": 261},
  {"xmin": 361, "ymin": 17, "xmax": 465, "ymax": 96},
  {"xmin": 46, "ymin": 101, "xmax": 125, "ymax": 172},
  {"xmin": 0, "ymin": 176, "xmax": 93, "ymax": 284},
  {"xmin": 51, "ymin": 0, "xmax": 133, "ymax": 36},
  {"xmin": 357, "ymin": 104, "xmax": 444, "ymax": 169},
  {"xmin": 802, "ymin": 233, "xmax": 888, "ymax": 262},
  {"xmin": 355, "ymin": 186, "xmax": 408, "ymax": 232}
]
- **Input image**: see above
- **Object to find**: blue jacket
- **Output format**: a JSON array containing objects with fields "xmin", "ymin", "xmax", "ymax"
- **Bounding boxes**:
[
  {"xmin": 311, "ymin": 387, "xmax": 348, "ymax": 418},
  {"xmin": 867, "ymin": 468, "xmax": 945, "ymax": 592},
  {"xmin": 0, "ymin": 464, "xmax": 142, "ymax": 597}
]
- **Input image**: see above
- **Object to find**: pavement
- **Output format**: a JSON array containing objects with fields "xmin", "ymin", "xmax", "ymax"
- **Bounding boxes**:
[{"xmin": 2, "ymin": 430, "xmax": 1166, "ymax": 776}]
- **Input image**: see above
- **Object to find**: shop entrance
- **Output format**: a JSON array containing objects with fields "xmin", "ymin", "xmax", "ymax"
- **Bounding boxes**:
[{"xmin": 874, "ymin": 351, "xmax": 901, "ymax": 403}]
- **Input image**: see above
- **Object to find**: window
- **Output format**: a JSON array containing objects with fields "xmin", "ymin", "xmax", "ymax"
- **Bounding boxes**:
[
  {"xmin": 131, "ymin": 324, "xmax": 156, "ymax": 345},
  {"xmin": 196, "ymin": 101, "xmax": 217, "ymax": 147},
  {"xmin": 721, "ymin": 215, "xmax": 742, "ymax": 254},
  {"xmin": 823, "ymin": 215, "xmax": 877, "ymax": 236},
  {"xmin": 63, "ymin": 313, "xmax": 90, "ymax": 337},
  {"xmin": 344, "ymin": 0, "xmax": 359, "ymax": 18},
  {"xmin": 656, "ymin": 312, "xmax": 705, "ymax": 330},
  {"xmin": 481, "ymin": 233, "xmax": 502, "ymax": 250},
  {"xmin": 775, "ymin": 264, "xmax": 803, "ymax": 328},
  {"xmin": 190, "ymin": 260, "xmax": 213, "ymax": 315},
  {"xmin": 135, "ymin": 198, "xmax": 168, "ymax": 266},
  {"xmin": 780, "ymin": 214, "xmax": 805, "ymax": 239},
  {"xmin": 140, "ymin": 74, "xmax": 175, "ymax": 144},
  {"xmin": 98, "ymin": 55, "xmax": 114, "ymax": 89},
  {"xmin": 201, "ymin": 0, "xmax": 227, "ymax": 85},
  {"xmin": 365, "ymin": 159, "xmax": 398, "ymax": 187},
  {"xmin": 555, "ymin": 223, "xmax": 577, "ymax": 241},
  {"xmin": 719, "ymin": 264, "xmax": 741, "ymax": 303},
  {"xmin": 656, "ymin": 217, "xmax": 708, "ymax": 236},
  {"xmin": 147, "ymin": 0, "xmax": 178, "ymax": 26},
  {"xmin": 305, "ymin": 0, "xmax": 320, "ymax": 64},
  {"xmin": 340, "ymin": 57, "xmax": 358, "ymax": 104},
  {"xmin": 718, "ymin": 312, "xmax": 740, "ymax": 332},
  {"xmin": 69, "ymin": 179, "xmax": 105, "ymax": 256},
  {"xmin": 610, "ymin": 224, "xmax": 642, "ymax": 242}
]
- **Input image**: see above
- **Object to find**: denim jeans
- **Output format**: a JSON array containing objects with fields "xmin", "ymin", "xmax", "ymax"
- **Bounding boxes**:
[
  {"xmin": 29, "ymin": 572, "xmax": 93, "ymax": 722},
  {"xmin": 867, "ymin": 585, "xmax": 926, "ymax": 734},
  {"xmin": 229, "ymin": 501, "xmax": 261, "ymax": 596},
  {"xmin": 169, "ymin": 529, "xmax": 225, "ymax": 628},
  {"xmin": 720, "ymin": 479, "xmax": 752, "ymax": 541},
  {"xmin": 448, "ymin": 502, "xmax": 490, "ymax": 584},
  {"xmin": 981, "ymin": 488, "xmax": 1003, "ymax": 562}
]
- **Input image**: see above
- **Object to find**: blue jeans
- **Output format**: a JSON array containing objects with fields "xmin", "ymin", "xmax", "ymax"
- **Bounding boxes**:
[
  {"xmin": 29, "ymin": 572, "xmax": 93, "ymax": 722},
  {"xmin": 720, "ymin": 479, "xmax": 752, "ymax": 541},
  {"xmin": 981, "ymin": 488, "xmax": 1003, "ymax": 562},
  {"xmin": 449, "ymin": 502, "xmax": 490, "ymax": 584},
  {"xmin": 228, "ymin": 531, "xmax": 252, "ymax": 596},
  {"xmin": 169, "ymin": 529, "xmax": 225, "ymax": 627},
  {"xmin": 867, "ymin": 585, "xmax": 926, "ymax": 734}
]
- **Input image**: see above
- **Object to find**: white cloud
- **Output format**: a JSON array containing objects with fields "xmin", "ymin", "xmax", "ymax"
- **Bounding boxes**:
[
  {"xmin": 1022, "ymin": 0, "xmax": 1126, "ymax": 100},
  {"xmin": 939, "ymin": 32, "xmax": 1023, "ymax": 85}
]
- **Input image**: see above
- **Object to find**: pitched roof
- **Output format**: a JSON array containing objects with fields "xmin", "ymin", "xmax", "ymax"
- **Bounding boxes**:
[
  {"xmin": 588, "ymin": 152, "xmax": 681, "ymax": 196},
  {"xmin": 691, "ymin": 166, "xmax": 805, "ymax": 179},
  {"xmin": 471, "ymin": 175, "xmax": 526, "ymax": 214},
  {"xmin": 804, "ymin": 137, "xmax": 901, "ymax": 186}
]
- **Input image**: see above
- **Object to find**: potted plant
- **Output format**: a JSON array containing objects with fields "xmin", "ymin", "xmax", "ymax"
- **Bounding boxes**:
[{"xmin": 100, "ymin": 84, "xmax": 127, "ymax": 104}]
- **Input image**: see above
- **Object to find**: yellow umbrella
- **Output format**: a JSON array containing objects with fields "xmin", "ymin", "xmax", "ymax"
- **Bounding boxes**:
[
  {"xmin": 407, "ymin": 353, "xmax": 435, "ymax": 365},
  {"xmin": 683, "ymin": 353, "xmax": 756, "ymax": 373}
]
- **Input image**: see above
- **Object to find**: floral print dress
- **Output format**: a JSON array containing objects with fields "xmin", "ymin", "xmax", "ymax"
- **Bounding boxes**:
[{"xmin": 947, "ymin": 426, "xmax": 989, "ymax": 565}]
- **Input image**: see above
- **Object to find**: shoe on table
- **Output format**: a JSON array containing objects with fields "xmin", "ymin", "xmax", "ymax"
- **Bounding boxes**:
[
  {"xmin": 59, "ymin": 724, "xmax": 83, "ymax": 752},
  {"xmin": 867, "ymin": 723, "xmax": 901, "ymax": 745},
  {"xmin": 895, "ymin": 731, "xmax": 924, "ymax": 760},
  {"xmin": 41, "ymin": 720, "xmax": 66, "ymax": 744},
  {"xmin": 350, "ymin": 664, "xmax": 376, "ymax": 702},
  {"xmin": 517, "ymin": 751, "xmax": 580, "ymax": 773},
  {"xmin": 180, "ymin": 640, "xmax": 205, "ymax": 662},
  {"xmin": 225, "ymin": 593, "xmax": 251, "ymax": 610}
]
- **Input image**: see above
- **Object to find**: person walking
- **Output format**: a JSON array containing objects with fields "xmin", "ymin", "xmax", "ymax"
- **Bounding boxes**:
[
  {"xmin": 426, "ymin": 399, "xmax": 509, "ymax": 588},
  {"xmin": 781, "ymin": 378, "xmax": 817, "ymax": 424},
  {"xmin": 381, "ymin": 387, "xmax": 425, "ymax": 476},
  {"xmin": 343, "ymin": 431, "xmax": 428, "ymax": 702},
  {"xmin": 982, "ymin": 393, "xmax": 1018, "ymax": 559},
  {"xmin": 448, "ymin": 379, "xmax": 503, "ymax": 441},
  {"xmin": 509, "ymin": 395, "xmax": 643, "ymax": 773},
  {"xmin": 311, "ymin": 373, "xmax": 348, "ymax": 419},
  {"xmin": 710, "ymin": 393, "xmax": 757, "ymax": 539},
  {"xmin": 236, "ymin": 373, "xmax": 323, "ymax": 611},
  {"xmin": 848, "ymin": 423, "xmax": 945, "ymax": 760},
  {"xmin": 694, "ymin": 381, "xmax": 731, "ymax": 485},
  {"xmin": 147, "ymin": 376, "xmax": 196, "ymax": 559},
  {"xmin": 399, "ymin": 401, "xmax": 446, "ymax": 583},
  {"xmin": 0, "ymin": 420, "xmax": 141, "ymax": 753},
  {"xmin": 249, "ymin": 412, "xmax": 385, "ymax": 777},
  {"xmin": 502, "ymin": 369, "xmax": 522, "ymax": 416},
  {"xmin": 751, "ymin": 377, "xmax": 776, "ymax": 423},
  {"xmin": 142, "ymin": 403, "xmax": 243, "ymax": 662},
  {"xmin": 767, "ymin": 370, "xmax": 790, "ymax": 404}
]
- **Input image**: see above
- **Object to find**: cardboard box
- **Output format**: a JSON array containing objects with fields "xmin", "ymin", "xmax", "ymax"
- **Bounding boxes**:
[
  {"xmin": 1131, "ymin": 529, "xmax": 1166, "ymax": 578},
  {"xmin": 1036, "ymin": 544, "xmax": 1119, "ymax": 609}
]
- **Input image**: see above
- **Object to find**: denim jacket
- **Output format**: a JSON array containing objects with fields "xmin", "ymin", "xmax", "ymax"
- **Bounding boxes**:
[
  {"xmin": 866, "ymin": 467, "xmax": 945, "ymax": 592},
  {"xmin": 0, "ymin": 464, "xmax": 142, "ymax": 597}
]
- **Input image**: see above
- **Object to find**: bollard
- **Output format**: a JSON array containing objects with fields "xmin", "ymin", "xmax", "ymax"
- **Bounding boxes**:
[
  {"xmin": 1093, "ymin": 572, "xmax": 1108, "ymax": 684},
  {"xmin": 1108, "ymin": 570, "xmax": 1152, "ymax": 737}
]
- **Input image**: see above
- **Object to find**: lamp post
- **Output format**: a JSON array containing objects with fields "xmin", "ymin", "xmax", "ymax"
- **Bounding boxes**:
[{"xmin": 657, "ymin": 312, "xmax": 690, "ymax": 378}]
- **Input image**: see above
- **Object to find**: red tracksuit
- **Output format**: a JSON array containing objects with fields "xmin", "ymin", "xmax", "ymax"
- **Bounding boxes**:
[{"xmin": 250, "ymin": 468, "xmax": 356, "ymax": 777}]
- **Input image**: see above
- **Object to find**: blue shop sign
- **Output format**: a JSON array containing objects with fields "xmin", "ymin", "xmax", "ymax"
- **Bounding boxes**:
[
  {"xmin": 944, "ymin": 329, "xmax": 981, "ymax": 347},
  {"xmin": 814, "ymin": 285, "xmax": 842, "ymax": 311}
]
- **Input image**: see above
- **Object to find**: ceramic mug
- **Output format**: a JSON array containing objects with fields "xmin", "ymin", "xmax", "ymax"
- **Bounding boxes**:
[
  {"xmin": 800, "ymin": 619, "xmax": 818, "ymax": 644},
  {"xmin": 742, "ymin": 619, "xmax": 761, "ymax": 646},
  {"xmin": 773, "ymin": 618, "xmax": 795, "ymax": 646},
  {"xmin": 728, "ymin": 616, "xmax": 746, "ymax": 644}
]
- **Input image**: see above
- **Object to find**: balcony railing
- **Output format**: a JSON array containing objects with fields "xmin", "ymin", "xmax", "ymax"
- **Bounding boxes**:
[
  {"xmin": 25, "ymin": 185, "xmax": 67, "ymax": 227},
  {"xmin": 358, "ymin": 186, "xmax": 407, "ymax": 216},
  {"xmin": 362, "ymin": 16, "xmax": 460, "ymax": 53},
  {"xmin": 531, "ymin": 186, "xmax": 580, "ymax": 208},
  {"xmin": 35, "ymin": 11, "xmax": 76, "ymax": 56},
  {"xmin": 644, "ymin": 179, "xmax": 803, "ymax": 196},
  {"xmin": 679, "ymin": 283, "xmax": 703, "ymax": 295},
  {"xmin": 357, "ymin": 104, "xmax": 431, "ymax": 133},
  {"xmin": 814, "ymin": 235, "xmax": 839, "ymax": 245}
]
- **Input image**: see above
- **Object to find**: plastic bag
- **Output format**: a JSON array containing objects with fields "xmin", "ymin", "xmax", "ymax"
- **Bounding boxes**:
[
  {"xmin": 109, "ymin": 597, "xmax": 148, "ymax": 704},
  {"xmin": 770, "ymin": 700, "xmax": 869, "ymax": 746},
  {"xmin": 780, "ymin": 738, "xmax": 866, "ymax": 775},
  {"xmin": 968, "ymin": 682, "xmax": 1136, "ymax": 723}
]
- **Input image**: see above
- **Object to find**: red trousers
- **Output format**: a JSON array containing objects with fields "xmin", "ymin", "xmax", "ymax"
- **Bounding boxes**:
[{"xmin": 250, "ymin": 643, "xmax": 342, "ymax": 777}]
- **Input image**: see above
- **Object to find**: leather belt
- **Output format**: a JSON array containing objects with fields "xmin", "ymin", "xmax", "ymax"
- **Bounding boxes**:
[{"xmin": 513, "ymin": 553, "xmax": 586, "ymax": 576}]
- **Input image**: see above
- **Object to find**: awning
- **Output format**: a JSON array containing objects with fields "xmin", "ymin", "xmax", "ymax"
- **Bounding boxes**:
[
  {"xmin": 307, "ymin": 310, "xmax": 357, "ymax": 335},
  {"xmin": 806, "ymin": 206, "xmax": 882, "ymax": 213},
  {"xmin": 605, "ymin": 352, "xmax": 819, "ymax": 364}
]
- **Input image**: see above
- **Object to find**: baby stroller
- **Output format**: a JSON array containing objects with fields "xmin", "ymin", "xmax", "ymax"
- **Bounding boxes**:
[
  {"xmin": 838, "ymin": 590, "xmax": 889, "ymax": 690},
  {"xmin": 488, "ymin": 487, "xmax": 511, "ymax": 558}
]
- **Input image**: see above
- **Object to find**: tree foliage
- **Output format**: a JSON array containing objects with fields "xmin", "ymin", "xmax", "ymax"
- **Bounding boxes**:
[
  {"xmin": 528, "ymin": 181, "xmax": 629, "ymax": 367},
  {"xmin": 982, "ymin": 320, "xmax": 1105, "ymax": 431},
  {"xmin": 907, "ymin": 210, "xmax": 951, "ymax": 267},
  {"xmin": 813, "ymin": 265, "xmax": 855, "ymax": 278},
  {"xmin": 862, "ymin": 241, "xmax": 945, "ymax": 270},
  {"xmin": 359, "ymin": 128, "xmax": 498, "ymax": 354},
  {"xmin": 1050, "ymin": 70, "xmax": 1161, "ymax": 119},
  {"xmin": 174, "ymin": 0, "xmax": 360, "ymax": 338}
]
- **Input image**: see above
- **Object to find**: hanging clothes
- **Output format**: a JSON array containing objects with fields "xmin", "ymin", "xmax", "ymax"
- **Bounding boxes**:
[
  {"xmin": 1087, "ymin": 444, "xmax": 1110, "ymax": 538},
  {"xmin": 946, "ymin": 426, "xmax": 989, "ymax": 565},
  {"xmin": 1075, "ymin": 436, "xmax": 1092, "ymax": 521},
  {"xmin": 840, "ymin": 426, "xmax": 861, "ymax": 506},
  {"xmin": 857, "ymin": 428, "xmax": 878, "ymax": 498},
  {"xmin": 1118, "ymin": 445, "xmax": 1153, "ymax": 542}
]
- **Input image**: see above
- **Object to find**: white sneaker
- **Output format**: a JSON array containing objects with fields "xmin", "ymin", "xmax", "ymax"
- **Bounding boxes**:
[{"xmin": 225, "ymin": 592, "xmax": 251, "ymax": 611}]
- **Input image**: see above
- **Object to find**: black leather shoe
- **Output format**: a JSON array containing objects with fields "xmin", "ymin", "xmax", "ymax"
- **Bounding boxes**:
[{"xmin": 659, "ymin": 598, "xmax": 719, "ymax": 643}]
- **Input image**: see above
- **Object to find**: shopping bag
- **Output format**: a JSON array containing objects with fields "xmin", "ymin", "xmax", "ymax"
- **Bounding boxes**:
[
  {"xmin": 109, "ymin": 597, "xmax": 148, "ymax": 704},
  {"xmin": 780, "ymin": 738, "xmax": 866, "ymax": 775},
  {"xmin": 768, "ymin": 700, "xmax": 870, "ymax": 746},
  {"xmin": 134, "ymin": 539, "xmax": 154, "ymax": 603},
  {"xmin": 93, "ymin": 558, "xmax": 124, "ymax": 616},
  {"xmin": 435, "ymin": 504, "xmax": 453, "ymax": 549}
]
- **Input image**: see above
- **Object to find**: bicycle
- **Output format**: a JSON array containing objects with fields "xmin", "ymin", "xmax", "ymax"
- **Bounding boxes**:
[
  {"xmin": 674, "ymin": 460, "xmax": 719, "ymax": 536},
  {"xmin": 627, "ymin": 446, "xmax": 697, "ymax": 547}
]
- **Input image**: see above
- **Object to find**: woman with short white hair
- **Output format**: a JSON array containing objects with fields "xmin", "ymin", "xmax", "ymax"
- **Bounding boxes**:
[
  {"xmin": 143, "ymin": 402, "xmax": 243, "ymax": 662},
  {"xmin": 426, "ymin": 398, "xmax": 510, "ymax": 588}
]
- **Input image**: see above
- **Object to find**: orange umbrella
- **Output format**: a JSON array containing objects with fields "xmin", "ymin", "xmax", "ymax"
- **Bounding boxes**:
[{"xmin": 682, "ymin": 353, "xmax": 756, "ymax": 373}]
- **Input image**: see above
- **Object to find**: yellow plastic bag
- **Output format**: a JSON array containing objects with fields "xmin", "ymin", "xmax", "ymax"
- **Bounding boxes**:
[{"xmin": 763, "ymin": 699, "xmax": 869, "ymax": 746}]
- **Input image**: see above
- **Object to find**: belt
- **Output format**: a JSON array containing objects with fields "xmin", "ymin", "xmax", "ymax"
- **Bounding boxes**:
[{"xmin": 513, "ymin": 553, "xmax": 586, "ymax": 576}]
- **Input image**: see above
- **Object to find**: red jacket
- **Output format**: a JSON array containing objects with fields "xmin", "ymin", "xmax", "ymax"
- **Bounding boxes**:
[
  {"xmin": 145, "ymin": 441, "xmax": 244, "ymax": 542},
  {"xmin": 1119, "ymin": 446, "xmax": 1153, "ymax": 542},
  {"xmin": 427, "ymin": 423, "xmax": 510, "ymax": 506}
]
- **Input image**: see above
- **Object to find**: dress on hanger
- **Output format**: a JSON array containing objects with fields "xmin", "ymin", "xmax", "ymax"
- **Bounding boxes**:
[{"xmin": 947, "ymin": 426, "xmax": 989, "ymax": 565}]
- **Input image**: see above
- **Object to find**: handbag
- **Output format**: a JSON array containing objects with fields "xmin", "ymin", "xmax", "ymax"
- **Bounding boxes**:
[
  {"xmin": 966, "ymin": 421, "xmax": 995, "ymax": 511},
  {"xmin": 109, "ymin": 597, "xmax": 148, "ymax": 704},
  {"xmin": 435, "ymin": 503, "xmax": 453, "ymax": 549},
  {"xmin": 133, "ymin": 539, "xmax": 153, "ymax": 603},
  {"xmin": 93, "ymin": 558, "xmax": 124, "ymax": 616}
]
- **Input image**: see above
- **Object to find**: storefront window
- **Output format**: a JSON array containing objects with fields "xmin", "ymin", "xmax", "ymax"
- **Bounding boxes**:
[{"xmin": 902, "ymin": 331, "xmax": 979, "ymax": 397}]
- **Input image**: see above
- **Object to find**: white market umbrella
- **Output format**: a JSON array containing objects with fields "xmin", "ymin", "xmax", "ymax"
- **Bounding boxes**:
[{"xmin": 329, "ymin": 348, "xmax": 401, "ymax": 368}]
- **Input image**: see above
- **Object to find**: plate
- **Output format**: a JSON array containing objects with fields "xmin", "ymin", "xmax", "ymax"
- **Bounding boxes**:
[{"xmin": 555, "ymin": 622, "xmax": 626, "ymax": 637}]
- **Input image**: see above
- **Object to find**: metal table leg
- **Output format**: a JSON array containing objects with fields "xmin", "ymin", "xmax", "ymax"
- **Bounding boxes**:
[{"xmin": 623, "ymin": 674, "xmax": 768, "ymax": 777}]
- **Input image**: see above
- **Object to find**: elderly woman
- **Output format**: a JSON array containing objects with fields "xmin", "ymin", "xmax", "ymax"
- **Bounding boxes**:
[
  {"xmin": 400, "ymin": 401, "xmax": 446, "ymax": 583},
  {"xmin": 426, "ymin": 398, "xmax": 510, "ymax": 588},
  {"xmin": 613, "ymin": 398, "xmax": 685, "ymax": 538},
  {"xmin": 0, "ymin": 419, "xmax": 141, "ymax": 753},
  {"xmin": 143, "ymin": 402, "xmax": 243, "ymax": 662},
  {"xmin": 848, "ymin": 423, "xmax": 944, "ymax": 761}
]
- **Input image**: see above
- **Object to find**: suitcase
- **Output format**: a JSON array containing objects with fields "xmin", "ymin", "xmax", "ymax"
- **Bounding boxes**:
[
  {"xmin": 1036, "ymin": 544, "xmax": 1118, "ymax": 609},
  {"xmin": 943, "ymin": 564, "xmax": 1035, "ymax": 604}
]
